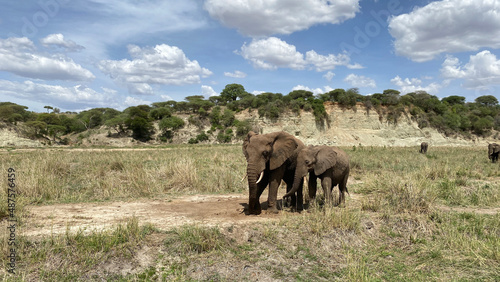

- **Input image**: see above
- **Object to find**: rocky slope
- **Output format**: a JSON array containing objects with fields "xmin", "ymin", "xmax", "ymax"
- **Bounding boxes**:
[
  {"xmin": 233, "ymin": 102, "xmax": 483, "ymax": 147},
  {"xmin": 0, "ymin": 103, "xmax": 493, "ymax": 148}
]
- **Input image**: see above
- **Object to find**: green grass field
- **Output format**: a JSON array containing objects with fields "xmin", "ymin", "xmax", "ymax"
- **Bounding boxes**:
[{"xmin": 1, "ymin": 145, "xmax": 499, "ymax": 280}]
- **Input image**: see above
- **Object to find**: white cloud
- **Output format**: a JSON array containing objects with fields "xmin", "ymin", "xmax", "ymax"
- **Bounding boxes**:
[
  {"xmin": 201, "ymin": 85, "xmax": 218, "ymax": 97},
  {"xmin": 161, "ymin": 95, "xmax": 174, "ymax": 101},
  {"xmin": 0, "ymin": 79, "xmax": 113, "ymax": 109},
  {"xmin": 124, "ymin": 96, "xmax": 152, "ymax": 107},
  {"xmin": 0, "ymin": 37, "xmax": 95, "ymax": 81},
  {"xmin": 441, "ymin": 50, "xmax": 500, "ymax": 90},
  {"xmin": 40, "ymin": 34, "xmax": 85, "ymax": 52},
  {"xmin": 389, "ymin": 0, "xmax": 500, "ymax": 62},
  {"xmin": 252, "ymin": 90, "xmax": 266, "ymax": 95},
  {"xmin": 390, "ymin": 76, "xmax": 443, "ymax": 94},
  {"xmin": 239, "ymin": 37, "xmax": 359, "ymax": 71},
  {"xmin": 240, "ymin": 37, "xmax": 307, "ymax": 70},
  {"xmin": 323, "ymin": 71, "xmax": 335, "ymax": 81},
  {"xmin": 99, "ymin": 44, "xmax": 212, "ymax": 95},
  {"xmin": 292, "ymin": 85, "xmax": 333, "ymax": 95},
  {"xmin": 305, "ymin": 50, "xmax": 350, "ymax": 72},
  {"xmin": 224, "ymin": 70, "xmax": 247, "ymax": 78},
  {"xmin": 344, "ymin": 74, "xmax": 376, "ymax": 88},
  {"xmin": 204, "ymin": 0, "xmax": 360, "ymax": 37}
]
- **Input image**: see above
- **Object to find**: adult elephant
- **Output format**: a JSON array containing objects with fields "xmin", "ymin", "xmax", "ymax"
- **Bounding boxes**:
[
  {"xmin": 420, "ymin": 142, "xmax": 428, "ymax": 154},
  {"xmin": 242, "ymin": 131, "xmax": 305, "ymax": 215},
  {"xmin": 283, "ymin": 145, "xmax": 350, "ymax": 206},
  {"xmin": 488, "ymin": 143, "xmax": 500, "ymax": 163}
]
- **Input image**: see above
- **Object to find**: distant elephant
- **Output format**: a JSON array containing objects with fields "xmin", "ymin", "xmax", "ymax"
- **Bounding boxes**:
[
  {"xmin": 488, "ymin": 143, "xmax": 500, "ymax": 163},
  {"xmin": 283, "ymin": 145, "xmax": 350, "ymax": 207},
  {"xmin": 420, "ymin": 142, "xmax": 428, "ymax": 154},
  {"xmin": 242, "ymin": 131, "xmax": 305, "ymax": 215}
]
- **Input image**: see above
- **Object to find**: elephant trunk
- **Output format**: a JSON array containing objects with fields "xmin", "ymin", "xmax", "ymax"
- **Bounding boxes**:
[
  {"xmin": 283, "ymin": 167, "xmax": 307, "ymax": 199},
  {"xmin": 246, "ymin": 164, "xmax": 263, "ymax": 215}
]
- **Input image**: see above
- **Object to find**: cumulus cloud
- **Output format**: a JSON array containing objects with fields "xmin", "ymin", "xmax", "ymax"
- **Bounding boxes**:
[
  {"xmin": 441, "ymin": 50, "xmax": 500, "ymax": 90},
  {"xmin": 40, "ymin": 34, "xmax": 85, "ymax": 52},
  {"xmin": 0, "ymin": 37, "xmax": 95, "ymax": 81},
  {"xmin": 239, "ymin": 37, "xmax": 307, "ymax": 70},
  {"xmin": 224, "ymin": 70, "xmax": 247, "ymax": 78},
  {"xmin": 292, "ymin": 85, "xmax": 333, "ymax": 95},
  {"xmin": 390, "ymin": 76, "xmax": 443, "ymax": 94},
  {"xmin": 99, "ymin": 44, "xmax": 212, "ymax": 95},
  {"xmin": 161, "ymin": 94, "xmax": 174, "ymax": 101},
  {"xmin": 344, "ymin": 74, "xmax": 376, "ymax": 88},
  {"xmin": 204, "ymin": 0, "xmax": 360, "ymax": 37},
  {"xmin": 124, "ymin": 96, "xmax": 152, "ymax": 107},
  {"xmin": 389, "ymin": 0, "xmax": 500, "ymax": 62},
  {"xmin": 201, "ymin": 85, "xmax": 218, "ymax": 97},
  {"xmin": 0, "ymin": 79, "xmax": 113, "ymax": 109},
  {"xmin": 305, "ymin": 50, "xmax": 351, "ymax": 72},
  {"xmin": 239, "ymin": 37, "xmax": 359, "ymax": 71},
  {"xmin": 323, "ymin": 71, "xmax": 335, "ymax": 81}
]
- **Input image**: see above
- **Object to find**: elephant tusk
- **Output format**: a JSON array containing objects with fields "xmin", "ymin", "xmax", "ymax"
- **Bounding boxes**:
[
  {"xmin": 256, "ymin": 171, "xmax": 264, "ymax": 184},
  {"xmin": 240, "ymin": 173, "xmax": 248, "ymax": 183}
]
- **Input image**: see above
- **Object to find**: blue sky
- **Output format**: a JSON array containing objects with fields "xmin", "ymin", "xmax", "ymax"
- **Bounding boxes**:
[{"xmin": 1, "ymin": 0, "xmax": 500, "ymax": 112}]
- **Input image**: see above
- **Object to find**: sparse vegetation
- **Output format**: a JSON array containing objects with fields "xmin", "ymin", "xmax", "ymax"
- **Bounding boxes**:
[
  {"xmin": 0, "ymin": 145, "xmax": 499, "ymax": 280},
  {"xmin": 2, "ymin": 84, "xmax": 499, "ymax": 144}
]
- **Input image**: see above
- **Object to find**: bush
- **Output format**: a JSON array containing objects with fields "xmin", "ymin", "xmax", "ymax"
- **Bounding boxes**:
[{"xmin": 160, "ymin": 116, "xmax": 185, "ymax": 132}]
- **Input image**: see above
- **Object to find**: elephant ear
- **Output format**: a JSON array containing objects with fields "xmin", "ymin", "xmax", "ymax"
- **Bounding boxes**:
[
  {"xmin": 313, "ymin": 147, "xmax": 337, "ymax": 176},
  {"xmin": 269, "ymin": 132, "xmax": 300, "ymax": 170},
  {"xmin": 242, "ymin": 131, "xmax": 258, "ymax": 160}
]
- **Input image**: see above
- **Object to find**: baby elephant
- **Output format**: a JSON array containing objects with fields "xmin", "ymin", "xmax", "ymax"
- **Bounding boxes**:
[
  {"xmin": 283, "ymin": 145, "xmax": 350, "ymax": 207},
  {"xmin": 420, "ymin": 142, "xmax": 428, "ymax": 154}
]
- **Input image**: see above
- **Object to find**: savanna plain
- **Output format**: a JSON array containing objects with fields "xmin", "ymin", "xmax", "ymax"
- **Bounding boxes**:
[{"xmin": 0, "ymin": 145, "xmax": 499, "ymax": 281}]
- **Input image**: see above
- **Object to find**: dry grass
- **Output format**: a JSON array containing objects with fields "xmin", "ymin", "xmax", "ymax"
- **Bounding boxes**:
[{"xmin": 0, "ymin": 144, "xmax": 499, "ymax": 280}]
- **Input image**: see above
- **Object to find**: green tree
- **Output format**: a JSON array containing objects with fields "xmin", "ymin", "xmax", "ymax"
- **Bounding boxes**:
[
  {"xmin": 124, "ymin": 106, "xmax": 154, "ymax": 141},
  {"xmin": 25, "ymin": 121, "xmax": 47, "ymax": 136},
  {"xmin": 221, "ymin": 109, "xmax": 235, "ymax": 127},
  {"xmin": 442, "ymin": 95, "xmax": 466, "ymax": 105},
  {"xmin": 149, "ymin": 107, "xmax": 172, "ymax": 120},
  {"xmin": 105, "ymin": 114, "xmax": 128, "ymax": 135},
  {"xmin": 209, "ymin": 106, "xmax": 222, "ymax": 127},
  {"xmin": 220, "ymin": 83, "xmax": 247, "ymax": 104},
  {"xmin": 159, "ymin": 116, "xmax": 185, "ymax": 139},
  {"xmin": 47, "ymin": 125, "xmax": 66, "ymax": 141},
  {"xmin": 475, "ymin": 95, "xmax": 499, "ymax": 107}
]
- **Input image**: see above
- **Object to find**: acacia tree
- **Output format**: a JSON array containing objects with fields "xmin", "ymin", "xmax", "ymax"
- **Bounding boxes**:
[{"xmin": 220, "ymin": 83, "xmax": 247, "ymax": 104}]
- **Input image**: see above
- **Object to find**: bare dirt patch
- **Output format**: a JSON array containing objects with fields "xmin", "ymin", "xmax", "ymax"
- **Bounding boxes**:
[
  {"xmin": 20, "ymin": 194, "xmax": 283, "ymax": 237},
  {"xmin": 16, "ymin": 191, "xmax": 499, "ymax": 238}
]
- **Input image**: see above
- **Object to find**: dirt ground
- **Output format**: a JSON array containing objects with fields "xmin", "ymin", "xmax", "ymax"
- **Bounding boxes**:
[
  {"xmin": 17, "ymin": 191, "xmax": 500, "ymax": 238},
  {"xmin": 20, "ymin": 194, "xmax": 284, "ymax": 237}
]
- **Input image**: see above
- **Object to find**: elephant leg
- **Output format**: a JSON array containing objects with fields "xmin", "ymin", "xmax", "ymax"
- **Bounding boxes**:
[
  {"xmin": 338, "ymin": 175, "xmax": 348, "ymax": 207},
  {"xmin": 283, "ymin": 173, "xmax": 295, "ymax": 209},
  {"xmin": 256, "ymin": 171, "xmax": 270, "ymax": 199},
  {"xmin": 295, "ymin": 177, "xmax": 304, "ymax": 212},
  {"xmin": 267, "ymin": 167, "xmax": 285, "ymax": 213},
  {"xmin": 308, "ymin": 172, "xmax": 317, "ymax": 203},
  {"xmin": 321, "ymin": 177, "xmax": 333, "ymax": 205}
]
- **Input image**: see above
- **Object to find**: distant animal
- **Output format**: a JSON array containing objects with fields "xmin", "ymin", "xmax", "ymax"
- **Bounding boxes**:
[
  {"xmin": 488, "ymin": 143, "xmax": 500, "ymax": 163},
  {"xmin": 283, "ymin": 145, "xmax": 350, "ymax": 207},
  {"xmin": 420, "ymin": 142, "xmax": 428, "ymax": 154}
]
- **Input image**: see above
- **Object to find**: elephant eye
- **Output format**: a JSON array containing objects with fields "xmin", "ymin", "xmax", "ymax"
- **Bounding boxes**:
[
  {"xmin": 305, "ymin": 160, "xmax": 310, "ymax": 164},
  {"xmin": 262, "ymin": 151, "xmax": 269, "ymax": 157}
]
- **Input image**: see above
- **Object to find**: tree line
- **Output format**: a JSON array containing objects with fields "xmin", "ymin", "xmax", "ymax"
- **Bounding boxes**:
[{"xmin": 0, "ymin": 83, "xmax": 498, "ymax": 144}]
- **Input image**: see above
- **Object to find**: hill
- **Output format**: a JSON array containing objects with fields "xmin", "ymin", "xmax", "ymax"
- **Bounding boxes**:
[{"xmin": 0, "ymin": 102, "xmax": 495, "ymax": 148}]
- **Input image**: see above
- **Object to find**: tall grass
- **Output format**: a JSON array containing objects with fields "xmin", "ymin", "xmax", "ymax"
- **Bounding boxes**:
[
  {"xmin": 0, "ymin": 145, "xmax": 247, "ymax": 211},
  {"xmin": 0, "ymin": 145, "xmax": 499, "ymax": 280}
]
